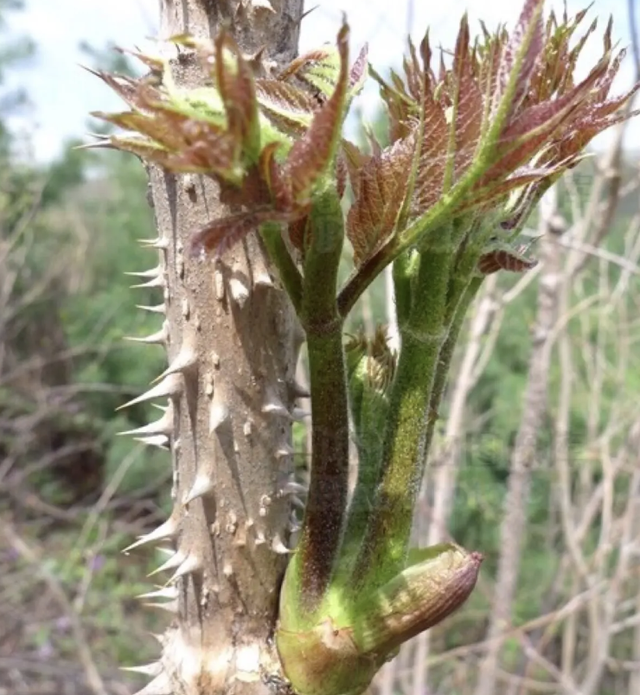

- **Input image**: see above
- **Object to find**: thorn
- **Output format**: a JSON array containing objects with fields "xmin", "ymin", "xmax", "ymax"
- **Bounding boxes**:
[
  {"xmin": 148, "ymin": 549, "xmax": 185, "ymax": 577},
  {"xmin": 209, "ymin": 400, "xmax": 230, "ymax": 433},
  {"xmin": 262, "ymin": 393, "xmax": 289, "ymax": 418},
  {"xmin": 136, "ymin": 586, "xmax": 179, "ymax": 601},
  {"xmin": 289, "ymin": 379, "xmax": 310, "ymax": 399},
  {"xmin": 122, "ymin": 663, "xmax": 163, "ymax": 677},
  {"xmin": 139, "ymin": 237, "xmax": 169, "ymax": 250},
  {"xmin": 254, "ymin": 531, "xmax": 266, "ymax": 546},
  {"xmin": 183, "ymin": 473, "xmax": 215, "ymax": 504},
  {"xmin": 152, "ymin": 346, "xmax": 197, "ymax": 384},
  {"xmin": 274, "ymin": 443, "xmax": 294, "ymax": 459},
  {"xmin": 136, "ymin": 303, "xmax": 166, "ymax": 314},
  {"xmin": 130, "ymin": 274, "xmax": 165, "ymax": 289},
  {"xmin": 271, "ymin": 533, "xmax": 292, "ymax": 554},
  {"xmin": 291, "ymin": 407, "xmax": 310, "ymax": 421},
  {"xmin": 117, "ymin": 374, "xmax": 182, "ymax": 411},
  {"xmin": 144, "ymin": 599, "xmax": 179, "ymax": 614},
  {"xmin": 228, "ymin": 277, "xmax": 250, "ymax": 307},
  {"xmin": 119, "ymin": 403, "xmax": 174, "ymax": 438},
  {"xmin": 124, "ymin": 322, "xmax": 169, "ymax": 346},
  {"xmin": 254, "ymin": 271, "xmax": 274, "ymax": 289},
  {"xmin": 278, "ymin": 481, "xmax": 307, "ymax": 497},
  {"xmin": 134, "ymin": 434, "xmax": 169, "ymax": 449},
  {"xmin": 125, "ymin": 265, "xmax": 162, "ymax": 279},
  {"xmin": 132, "ymin": 672, "xmax": 172, "ymax": 695},
  {"xmin": 168, "ymin": 553, "xmax": 202, "ymax": 582},
  {"xmin": 124, "ymin": 516, "xmax": 178, "ymax": 554}
]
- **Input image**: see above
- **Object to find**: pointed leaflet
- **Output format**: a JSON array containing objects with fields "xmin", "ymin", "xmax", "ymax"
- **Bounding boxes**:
[
  {"xmin": 448, "ymin": 13, "xmax": 484, "ymax": 186},
  {"xmin": 285, "ymin": 21, "xmax": 351, "ymax": 204},
  {"xmin": 256, "ymin": 79, "xmax": 318, "ymax": 134},
  {"xmin": 486, "ymin": 0, "xmax": 546, "ymax": 150},
  {"xmin": 190, "ymin": 208, "xmax": 302, "ymax": 258},
  {"xmin": 347, "ymin": 137, "xmax": 414, "ymax": 266},
  {"xmin": 214, "ymin": 30, "xmax": 261, "ymax": 162},
  {"xmin": 477, "ymin": 243, "xmax": 538, "ymax": 275},
  {"xmin": 349, "ymin": 44, "xmax": 369, "ymax": 93},
  {"xmin": 495, "ymin": 0, "xmax": 544, "ymax": 118},
  {"xmin": 477, "ymin": 58, "xmax": 610, "ymax": 186}
]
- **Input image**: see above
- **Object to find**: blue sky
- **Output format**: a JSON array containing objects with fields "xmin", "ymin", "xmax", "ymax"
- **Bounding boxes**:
[{"xmin": 5, "ymin": 0, "xmax": 638, "ymax": 162}]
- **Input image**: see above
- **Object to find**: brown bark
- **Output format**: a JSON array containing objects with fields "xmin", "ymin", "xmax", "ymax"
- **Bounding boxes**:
[{"xmin": 134, "ymin": 2, "xmax": 304, "ymax": 693}]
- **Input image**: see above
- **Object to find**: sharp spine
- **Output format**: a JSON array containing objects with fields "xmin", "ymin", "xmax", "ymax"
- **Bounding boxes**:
[
  {"xmin": 130, "ymin": 274, "xmax": 165, "ymax": 289},
  {"xmin": 291, "ymin": 407, "xmax": 310, "ymax": 421},
  {"xmin": 144, "ymin": 599, "xmax": 179, "ymax": 614},
  {"xmin": 152, "ymin": 346, "xmax": 197, "ymax": 384},
  {"xmin": 289, "ymin": 379, "xmax": 310, "ymax": 399},
  {"xmin": 136, "ymin": 586, "xmax": 179, "ymax": 601},
  {"xmin": 275, "ymin": 443, "xmax": 294, "ymax": 459},
  {"xmin": 271, "ymin": 533, "xmax": 292, "ymax": 554},
  {"xmin": 278, "ymin": 481, "xmax": 307, "ymax": 497},
  {"xmin": 183, "ymin": 473, "xmax": 215, "ymax": 504},
  {"xmin": 254, "ymin": 271, "xmax": 274, "ymax": 288},
  {"xmin": 262, "ymin": 394, "xmax": 289, "ymax": 418},
  {"xmin": 228, "ymin": 277, "xmax": 250, "ymax": 306},
  {"xmin": 209, "ymin": 400, "xmax": 229, "ymax": 433},
  {"xmin": 117, "ymin": 374, "xmax": 182, "ymax": 411},
  {"xmin": 124, "ymin": 516, "xmax": 178, "ymax": 553},
  {"xmin": 148, "ymin": 549, "xmax": 185, "ymax": 577},
  {"xmin": 125, "ymin": 265, "xmax": 162, "ymax": 278},
  {"xmin": 122, "ymin": 663, "xmax": 163, "ymax": 677},
  {"xmin": 125, "ymin": 322, "xmax": 169, "ymax": 346},
  {"xmin": 134, "ymin": 434, "xmax": 169, "ymax": 449},
  {"xmin": 139, "ymin": 237, "xmax": 169, "ymax": 250},
  {"xmin": 168, "ymin": 553, "xmax": 202, "ymax": 582},
  {"xmin": 136, "ymin": 303, "xmax": 166, "ymax": 314},
  {"xmin": 119, "ymin": 403, "xmax": 174, "ymax": 438}
]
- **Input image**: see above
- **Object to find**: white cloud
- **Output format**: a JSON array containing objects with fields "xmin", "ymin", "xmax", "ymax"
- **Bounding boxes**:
[{"xmin": 4, "ymin": 0, "xmax": 637, "ymax": 161}]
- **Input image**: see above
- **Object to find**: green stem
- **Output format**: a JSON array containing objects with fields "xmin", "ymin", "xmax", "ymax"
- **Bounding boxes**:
[
  {"xmin": 351, "ymin": 242, "xmax": 454, "ymax": 588},
  {"xmin": 259, "ymin": 221, "xmax": 303, "ymax": 313},
  {"xmin": 295, "ymin": 186, "xmax": 349, "ymax": 611},
  {"xmin": 423, "ymin": 276, "xmax": 483, "ymax": 457}
]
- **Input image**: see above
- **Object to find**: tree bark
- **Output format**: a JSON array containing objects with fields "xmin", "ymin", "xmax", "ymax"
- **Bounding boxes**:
[{"xmin": 135, "ymin": 2, "xmax": 304, "ymax": 693}]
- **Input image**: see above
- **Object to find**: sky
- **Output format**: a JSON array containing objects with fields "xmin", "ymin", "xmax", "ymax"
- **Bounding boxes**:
[{"xmin": 5, "ymin": 0, "xmax": 638, "ymax": 162}]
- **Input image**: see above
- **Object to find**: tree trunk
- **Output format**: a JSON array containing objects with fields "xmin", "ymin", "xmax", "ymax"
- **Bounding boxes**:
[{"xmin": 131, "ymin": 2, "xmax": 304, "ymax": 693}]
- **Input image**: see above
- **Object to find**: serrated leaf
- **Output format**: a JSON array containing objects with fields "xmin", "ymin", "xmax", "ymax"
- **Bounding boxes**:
[
  {"xmin": 495, "ymin": 0, "xmax": 544, "ymax": 117},
  {"xmin": 477, "ymin": 244, "xmax": 538, "ymax": 274},
  {"xmin": 190, "ymin": 208, "xmax": 302, "ymax": 258},
  {"xmin": 256, "ymin": 79, "xmax": 317, "ymax": 133},
  {"xmin": 214, "ymin": 31, "xmax": 261, "ymax": 161},
  {"xmin": 347, "ymin": 137, "xmax": 414, "ymax": 266},
  {"xmin": 285, "ymin": 21, "xmax": 351, "ymax": 204}
]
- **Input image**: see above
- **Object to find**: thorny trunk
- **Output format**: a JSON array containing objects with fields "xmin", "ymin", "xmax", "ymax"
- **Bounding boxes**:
[
  {"xmin": 473, "ymin": 190, "xmax": 566, "ymax": 695},
  {"xmin": 137, "ymin": 1, "xmax": 304, "ymax": 693}
]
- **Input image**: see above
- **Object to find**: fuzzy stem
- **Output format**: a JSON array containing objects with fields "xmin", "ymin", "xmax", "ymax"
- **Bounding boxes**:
[
  {"xmin": 260, "ymin": 221, "xmax": 303, "ymax": 312},
  {"xmin": 352, "ymin": 238, "xmax": 454, "ymax": 588},
  {"xmin": 423, "ymin": 276, "xmax": 483, "ymax": 457},
  {"xmin": 296, "ymin": 186, "xmax": 349, "ymax": 611}
]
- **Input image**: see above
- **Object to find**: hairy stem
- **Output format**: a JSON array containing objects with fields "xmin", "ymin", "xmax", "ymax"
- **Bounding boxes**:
[
  {"xmin": 260, "ymin": 221, "xmax": 303, "ymax": 312},
  {"xmin": 296, "ymin": 186, "xmax": 349, "ymax": 611},
  {"xmin": 352, "ymin": 240, "xmax": 454, "ymax": 588}
]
